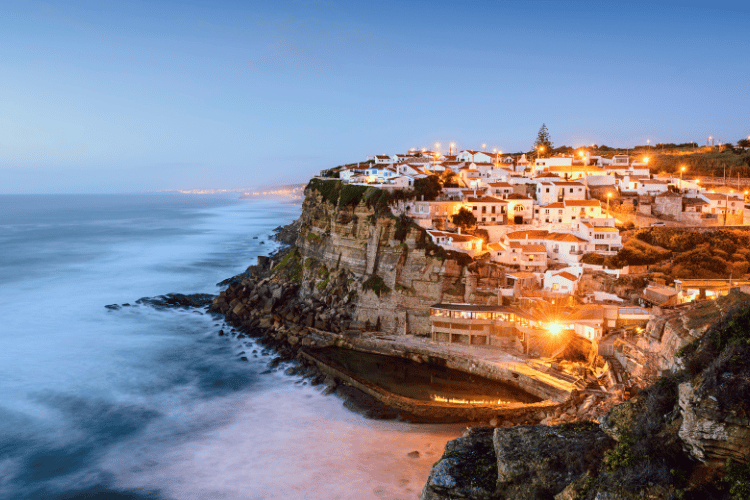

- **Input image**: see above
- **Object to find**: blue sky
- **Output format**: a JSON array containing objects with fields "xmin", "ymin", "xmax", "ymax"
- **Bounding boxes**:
[{"xmin": 1, "ymin": 0, "xmax": 748, "ymax": 193}]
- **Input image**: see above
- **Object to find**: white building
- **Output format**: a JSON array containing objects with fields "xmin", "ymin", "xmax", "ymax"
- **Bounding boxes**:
[
  {"xmin": 427, "ymin": 230, "xmax": 483, "ymax": 256},
  {"xmin": 465, "ymin": 196, "xmax": 508, "ymax": 224},
  {"xmin": 534, "ymin": 199, "xmax": 605, "ymax": 224},
  {"xmin": 543, "ymin": 271, "xmax": 579, "ymax": 294},
  {"xmin": 535, "ymin": 181, "xmax": 587, "ymax": 206},
  {"xmin": 488, "ymin": 242, "xmax": 547, "ymax": 271}
]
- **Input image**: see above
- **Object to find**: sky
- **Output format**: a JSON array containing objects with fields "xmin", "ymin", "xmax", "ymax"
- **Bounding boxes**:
[{"xmin": 1, "ymin": 0, "xmax": 749, "ymax": 193}]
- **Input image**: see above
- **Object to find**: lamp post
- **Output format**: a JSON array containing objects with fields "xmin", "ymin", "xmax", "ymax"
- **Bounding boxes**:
[
  {"xmin": 680, "ymin": 166, "xmax": 686, "ymax": 192},
  {"xmin": 724, "ymin": 190, "xmax": 733, "ymax": 226},
  {"xmin": 606, "ymin": 192, "xmax": 612, "ymax": 216}
]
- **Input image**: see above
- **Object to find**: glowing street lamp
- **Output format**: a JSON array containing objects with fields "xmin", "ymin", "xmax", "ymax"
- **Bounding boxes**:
[
  {"xmin": 435, "ymin": 142, "xmax": 441, "ymax": 152},
  {"xmin": 680, "ymin": 165, "xmax": 686, "ymax": 191},
  {"xmin": 547, "ymin": 323, "xmax": 562, "ymax": 336},
  {"xmin": 450, "ymin": 142, "xmax": 455, "ymax": 155},
  {"xmin": 538, "ymin": 146, "xmax": 545, "ymax": 158},
  {"xmin": 482, "ymin": 143, "xmax": 487, "ymax": 151},
  {"xmin": 643, "ymin": 156, "xmax": 650, "ymax": 165},
  {"xmin": 725, "ymin": 189, "xmax": 734, "ymax": 226}
]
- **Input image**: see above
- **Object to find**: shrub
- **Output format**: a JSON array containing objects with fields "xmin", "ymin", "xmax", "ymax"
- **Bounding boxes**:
[{"xmin": 362, "ymin": 275, "xmax": 391, "ymax": 297}]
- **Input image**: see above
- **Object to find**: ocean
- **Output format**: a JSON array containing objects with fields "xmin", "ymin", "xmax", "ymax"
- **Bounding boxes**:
[{"xmin": 0, "ymin": 194, "xmax": 461, "ymax": 500}]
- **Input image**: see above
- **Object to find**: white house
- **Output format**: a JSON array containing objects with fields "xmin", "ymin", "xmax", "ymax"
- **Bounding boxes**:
[
  {"xmin": 543, "ymin": 271, "xmax": 579, "ymax": 294},
  {"xmin": 488, "ymin": 241, "xmax": 547, "ymax": 271},
  {"xmin": 574, "ymin": 221, "xmax": 622, "ymax": 253},
  {"xmin": 543, "ymin": 233, "xmax": 590, "ymax": 265},
  {"xmin": 699, "ymin": 192, "xmax": 745, "ymax": 218},
  {"xmin": 485, "ymin": 182, "xmax": 515, "ymax": 199},
  {"xmin": 427, "ymin": 230, "xmax": 483, "ymax": 256},
  {"xmin": 535, "ymin": 181, "xmax": 586, "ymax": 206},
  {"xmin": 466, "ymin": 196, "xmax": 509, "ymax": 224},
  {"xmin": 534, "ymin": 199, "xmax": 605, "ymax": 224},
  {"xmin": 505, "ymin": 193, "xmax": 534, "ymax": 224},
  {"xmin": 533, "ymin": 156, "xmax": 573, "ymax": 174},
  {"xmin": 456, "ymin": 150, "xmax": 500, "ymax": 164}
]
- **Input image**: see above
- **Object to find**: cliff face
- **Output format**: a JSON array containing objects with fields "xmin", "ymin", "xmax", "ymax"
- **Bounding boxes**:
[
  {"xmin": 422, "ymin": 296, "xmax": 750, "ymax": 500},
  {"xmin": 612, "ymin": 290, "xmax": 750, "ymax": 381},
  {"xmin": 294, "ymin": 189, "xmax": 494, "ymax": 335}
]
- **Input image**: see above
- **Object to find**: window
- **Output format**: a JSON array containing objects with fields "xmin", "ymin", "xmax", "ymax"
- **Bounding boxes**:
[{"xmin": 545, "ymin": 209, "xmax": 550, "ymax": 214}]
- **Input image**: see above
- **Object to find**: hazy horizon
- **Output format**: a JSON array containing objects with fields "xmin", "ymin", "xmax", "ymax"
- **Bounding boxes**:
[{"xmin": 2, "ymin": 0, "xmax": 748, "ymax": 194}]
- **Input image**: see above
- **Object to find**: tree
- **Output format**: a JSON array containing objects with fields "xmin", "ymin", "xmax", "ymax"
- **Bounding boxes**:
[
  {"xmin": 452, "ymin": 207, "xmax": 477, "ymax": 230},
  {"xmin": 534, "ymin": 123, "xmax": 553, "ymax": 156},
  {"xmin": 413, "ymin": 175, "xmax": 442, "ymax": 201},
  {"xmin": 738, "ymin": 138, "xmax": 750, "ymax": 149}
]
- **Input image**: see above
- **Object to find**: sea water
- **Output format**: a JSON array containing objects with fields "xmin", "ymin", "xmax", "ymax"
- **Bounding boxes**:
[{"xmin": 0, "ymin": 194, "xmax": 462, "ymax": 500}]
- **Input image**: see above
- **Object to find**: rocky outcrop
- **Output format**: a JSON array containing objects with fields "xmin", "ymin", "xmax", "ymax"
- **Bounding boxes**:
[
  {"xmin": 421, "ymin": 423, "xmax": 612, "ymax": 500},
  {"xmin": 294, "ymin": 185, "xmax": 507, "ymax": 335},
  {"xmin": 611, "ymin": 289, "xmax": 750, "ymax": 381},
  {"xmin": 423, "ymin": 297, "xmax": 750, "ymax": 499},
  {"xmin": 678, "ymin": 381, "xmax": 750, "ymax": 466}
]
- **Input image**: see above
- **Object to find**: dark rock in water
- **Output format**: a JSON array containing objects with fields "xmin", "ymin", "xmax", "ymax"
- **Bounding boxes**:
[
  {"xmin": 260, "ymin": 241, "xmax": 265, "ymax": 244},
  {"xmin": 218, "ymin": 329, "xmax": 225, "ymax": 336},
  {"xmin": 105, "ymin": 304, "xmax": 121, "ymax": 310},
  {"xmin": 135, "ymin": 293, "xmax": 215, "ymax": 309},
  {"xmin": 269, "ymin": 357, "xmax": 282, "ymax": 368},
  {"xmin": 253, "ymin": 236, "xmax": 258, "ymax": 239},
  {"xmin": 240, "ymin": 356, "xmax": 248, "ymax": 362},
  {"xmin": 122, "ymin": 303, "xmax": 130, "ymax": 307}
]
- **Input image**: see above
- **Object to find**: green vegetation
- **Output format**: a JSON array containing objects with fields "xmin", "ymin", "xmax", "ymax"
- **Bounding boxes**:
[
  {"xmin": 723, "ymin": 459, "xmax": 750, "ymax": 500},
  {"xmin": 362, "ymin": 275, "xmax": 391, "ymax": 297},
  {"xmin": 270, "ymin": 248, "xmax": 303, "ymax": 284},
  {"xmin": 306, "ymin": 178, "xmax": 414, "ymax": 215},
  {"xmin": 603, "ymin": 238, "xmax": 672, "ymax": 268},
  {"xmin": 304, "ymin": 231, "xmax": 323, "ymax": 245},
  {"xmin": 635, "ymin": 228, "xmax": 750, "ymax": 279},
  {"xmin": 647, "ymin": 149, "xmax": 750, "ymax": 177},
  {"xmin": 534, "ymin": 123, "xmax": 553, "ymax": 153},
  {"xmin": 413, "ymin": 175, "xmax": 442, "ymax": 201},
  {"xmin": 452, "ymin": 207, "xmax": 477, "ymax": 230}
]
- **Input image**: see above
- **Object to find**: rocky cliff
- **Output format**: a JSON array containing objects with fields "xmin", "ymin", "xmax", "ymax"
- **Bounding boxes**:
[
  {"xmin": 292, "ymin": 181, "xmax": 505, "ymax": 335},
  {"xmin": 422, "ymin": 296, "xmax": 750, "ymax": 499}
]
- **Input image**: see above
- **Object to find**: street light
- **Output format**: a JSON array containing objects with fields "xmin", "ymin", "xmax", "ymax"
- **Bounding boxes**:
[
  {"xmin": 450, "ymin": 142, "xmax": 455, "ymax": 155},
  {"xmin": 725, "ymin": 189, "xmax": 733, "ymax": 226},
  {"xmin": 680, "ymin": 166, "xmax": 686, "ymax": 191}
]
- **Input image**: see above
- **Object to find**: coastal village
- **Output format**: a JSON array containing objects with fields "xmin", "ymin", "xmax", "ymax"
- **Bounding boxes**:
[
  {"xmin": 211, "ymin": 144, "xmax": 750, "ymax": 499},
  {"xmin": 314, "ymin": 146, "xmax": 750, "ymax": 391}
]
